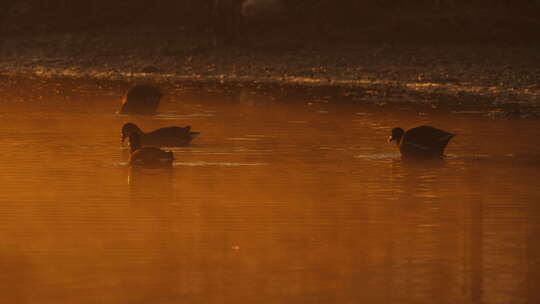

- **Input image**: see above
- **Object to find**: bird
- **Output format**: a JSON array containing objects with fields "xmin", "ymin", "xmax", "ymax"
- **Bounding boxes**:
[
  {"xmin": 121, "ymin": 122, "xmax": 199, "ymax": 147},
  {"xmin": 118, "ymin": 85, "xmax": 162, "ymax": 114},
  {"xmin": 388, "ymin": 125, "xmax": 455, "ymax": 159},
  {"xmin": 128, "ymin": 133, "xmax": 174, "ymax": 167}
]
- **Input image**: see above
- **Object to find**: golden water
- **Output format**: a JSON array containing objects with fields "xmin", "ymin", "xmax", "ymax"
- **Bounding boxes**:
[{"xmin": 0, "ymin": 84, "xmax": 539, "ymax": 304}]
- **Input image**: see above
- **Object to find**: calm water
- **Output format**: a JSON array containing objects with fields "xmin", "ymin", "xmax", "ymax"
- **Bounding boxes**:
[{"xmin": 1, "ymin": 83, "xmax": 540, "ymax": 304}]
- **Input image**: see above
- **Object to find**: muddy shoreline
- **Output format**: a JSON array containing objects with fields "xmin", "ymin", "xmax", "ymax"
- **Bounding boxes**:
[{"xmin": 1, "ymin": 29, "xmax": 539, "ymax": 117}]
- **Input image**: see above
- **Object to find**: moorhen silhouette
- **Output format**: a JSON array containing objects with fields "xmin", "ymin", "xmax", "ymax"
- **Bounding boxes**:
[
  {"xmin": 389, "ymin": 125, "xmax": 455, "ymax": 159},
  {"xmin": 118, "ymin": 85, "xmax": 162, "ymax": 114},
  {"xmin": 128, "ymin": 133, "xmax": 174, "ymax": 167}
]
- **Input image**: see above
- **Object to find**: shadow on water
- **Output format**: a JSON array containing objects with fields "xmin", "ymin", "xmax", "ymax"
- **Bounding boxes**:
[{"xmin": 0, "ymin": 78, "xmax": 540, "ymax": 303}]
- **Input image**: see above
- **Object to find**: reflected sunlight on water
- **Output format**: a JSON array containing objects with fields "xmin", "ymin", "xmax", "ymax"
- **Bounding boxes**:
[{"xmin": 0, "ymin": 82, "xmax": 539, "ymax": 304}]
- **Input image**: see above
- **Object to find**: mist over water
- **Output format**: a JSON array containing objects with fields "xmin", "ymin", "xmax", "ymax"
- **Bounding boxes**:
[{"xmin": 1, "ymin": 82, "xmax": 539, "ymax": 304}]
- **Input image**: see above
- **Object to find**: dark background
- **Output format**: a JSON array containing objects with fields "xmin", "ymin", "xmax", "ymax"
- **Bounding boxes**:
[{"xmin": 1, "ymin": 0, "xmax": 540, "ymax": 44}]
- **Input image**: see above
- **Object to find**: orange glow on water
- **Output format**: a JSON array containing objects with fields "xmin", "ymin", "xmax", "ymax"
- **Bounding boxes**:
[{"xmin": 1, "ymin": 79, "xmax": 540, "ymax": 303}]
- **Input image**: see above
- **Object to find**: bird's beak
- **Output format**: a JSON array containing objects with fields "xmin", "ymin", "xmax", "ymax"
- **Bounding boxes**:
[
  {"xmin": 388, "ymin": 136, "xmax": 396, "ymax": 143},
  {"xmin": 121, "ymin": 134, "xmax": 126, "ymax": 145}
]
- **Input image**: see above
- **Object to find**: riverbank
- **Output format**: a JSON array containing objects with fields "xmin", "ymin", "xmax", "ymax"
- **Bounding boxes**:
[{"xmin": 1, "ymin": 27, "xmax": 539, "ymax": 117}]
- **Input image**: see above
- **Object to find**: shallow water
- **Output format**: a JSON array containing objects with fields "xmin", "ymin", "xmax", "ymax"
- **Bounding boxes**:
[{"xmin": 1, "ymin": 83, "xmax": 540, "ymax": 304}]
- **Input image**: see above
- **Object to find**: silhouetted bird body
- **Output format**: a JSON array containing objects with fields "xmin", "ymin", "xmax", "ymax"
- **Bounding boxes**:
[
  {"xmin": 128, "ymin": 133, "xmax": 174, "ymax": 168},
  {"xmin": 121, "ymin": 123, "xmax": 199, "ymax": 147},
  {"xmin": 118, "ymin": 85, "xmax": 162, "ymax": 114},
  {"xmin": 389, "ymin": 125, "xmax": 455, "ymax": 159}
]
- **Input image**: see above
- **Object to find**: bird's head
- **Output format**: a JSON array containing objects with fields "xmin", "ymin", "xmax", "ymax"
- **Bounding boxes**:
[
  {"xmin": 121, "ymin": 123, "xmax": 142, "ymax": 145},
  {"xmin": 388, "ymin": 127, "xmax": 404, "ymax": 144}
]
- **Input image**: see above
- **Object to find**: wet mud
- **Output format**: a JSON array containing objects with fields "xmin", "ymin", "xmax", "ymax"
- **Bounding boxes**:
[{"xmin": 0, "ymin": 29, "xmax": 539, "ymax": 117}]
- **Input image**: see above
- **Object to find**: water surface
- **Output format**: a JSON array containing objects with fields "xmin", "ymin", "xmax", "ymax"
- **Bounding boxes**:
[{"xmin": 1, "ymin": 83, "xmax": 539, "ymax": 304}]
